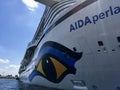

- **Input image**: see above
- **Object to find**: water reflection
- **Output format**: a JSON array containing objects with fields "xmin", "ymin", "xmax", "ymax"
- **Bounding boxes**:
[
  {"xmin": 17, "ymin": 80, "xmax": 58, "ymax": 90},
  {"xmin": 0, "ymin": 79, "xmax": 60, "ymax": 90},
  {"xmin": 17, "ymin": 80, "xmax": 60, "ymax": 90}
]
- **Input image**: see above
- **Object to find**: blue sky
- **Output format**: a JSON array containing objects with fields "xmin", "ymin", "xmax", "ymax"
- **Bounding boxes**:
[{"xmin": 0, "ymin": 0, "xmax": 45, "ymax": 76}]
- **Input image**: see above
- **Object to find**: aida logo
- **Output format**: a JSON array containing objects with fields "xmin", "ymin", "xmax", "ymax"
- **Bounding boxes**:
[
  {"xmin": 29, "ymin": 41, "xmax": 83, "ymax": 83},
  {"xmin": 70, "ymin": 5, "xmax": 120, "ymax": 32}
]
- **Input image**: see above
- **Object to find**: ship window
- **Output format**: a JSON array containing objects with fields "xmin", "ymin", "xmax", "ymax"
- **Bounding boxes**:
[
  {"xmin": 97, "ymin": 50, "xmax": 101, "ymax": 52},
  {"xmin": 117, "ymin": 36, "xmax": 120, "ymax": 42},
  {"xmin": 98, "ymin": 41, "xmax": 104, "ymax": 46},
  {"xmin": 92, "ymin": 85, "xmax": 98, "ymax": 89}
]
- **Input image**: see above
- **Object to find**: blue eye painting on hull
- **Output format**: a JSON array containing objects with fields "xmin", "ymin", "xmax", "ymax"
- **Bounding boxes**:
[{"xmin": 29, "ymin": 41, "xmax": 83, "ymax": 83}]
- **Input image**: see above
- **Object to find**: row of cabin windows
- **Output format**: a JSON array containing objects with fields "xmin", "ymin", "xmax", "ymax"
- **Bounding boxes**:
[
  {"xmin": 72, "ymin": 36, "xmax": 120, "ymax": 52},
  {"xmin": 33, "ymin": 0, "xmax": 75, "ymax": 41},
  {"xmin": 97, "ymin": 36, "xmax": 120, "ymax": 52},
  {"xmin": 98, "ymin": 36, "xmax": 120, "ymax": 47}
]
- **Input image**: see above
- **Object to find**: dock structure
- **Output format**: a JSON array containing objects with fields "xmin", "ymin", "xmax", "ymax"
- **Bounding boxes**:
[{"xmin": 0, "ymin": 74, "xmax": 18, "ymax": 79}]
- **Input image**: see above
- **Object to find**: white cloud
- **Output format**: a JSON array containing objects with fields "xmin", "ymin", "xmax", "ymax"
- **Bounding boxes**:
[
  {"xmin": 0, "ymin": 64, "xmax": 20, "ymax": 76},
  {"xmin": 0, "ymin": 59, "xmax": 10, "ymax": 64},
  {"xmin": 9, "ymin": 64, "xmax": 20, "ymax": 69},
  {"xmin": 0, "ymin": 58, "xmax": 20, "ymax": 76},
  {"xmin": 22, "ymin": 0, "xmax": 39, "ymax": 11}
]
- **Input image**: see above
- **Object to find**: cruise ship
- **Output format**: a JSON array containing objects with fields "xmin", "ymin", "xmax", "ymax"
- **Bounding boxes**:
[{"xmin": 19, "ymin": 0, "xmax": 120, "ymax": 90}]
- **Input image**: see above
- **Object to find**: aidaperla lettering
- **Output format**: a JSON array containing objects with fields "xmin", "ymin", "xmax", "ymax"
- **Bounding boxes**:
[{"xmin": 70, "ymin": 5, "xmax": 120, "ymax": 32}]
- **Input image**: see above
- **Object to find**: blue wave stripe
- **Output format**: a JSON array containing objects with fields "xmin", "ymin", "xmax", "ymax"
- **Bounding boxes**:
[{"xmin": 38, "ymin": 46, "xmax": 76, "ymax": 67}]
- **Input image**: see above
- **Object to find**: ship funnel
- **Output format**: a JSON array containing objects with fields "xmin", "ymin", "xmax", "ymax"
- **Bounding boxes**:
[{"xmin": 35, "ymin": 0, "xmax": 61, "ymax": 7}]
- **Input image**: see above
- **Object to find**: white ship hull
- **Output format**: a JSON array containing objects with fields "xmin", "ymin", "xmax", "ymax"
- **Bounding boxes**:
[{"xmin": 19, "ymin": 0, "xmax": 120, "ymax": 90}]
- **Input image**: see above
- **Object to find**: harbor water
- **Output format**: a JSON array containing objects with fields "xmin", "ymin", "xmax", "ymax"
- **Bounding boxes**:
[{"xmin": 0, "ymin": 79, "xmax": 59, "ymax": 90}]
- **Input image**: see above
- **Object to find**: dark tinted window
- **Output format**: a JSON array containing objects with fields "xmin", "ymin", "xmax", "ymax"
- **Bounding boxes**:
[
  {"xmin": 98, "ymin": 41, "xmax": 104, "ymax": 46},
  {"xmin": 117, "ymin": 36, "xmax": 120, "ymax": 42}
]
